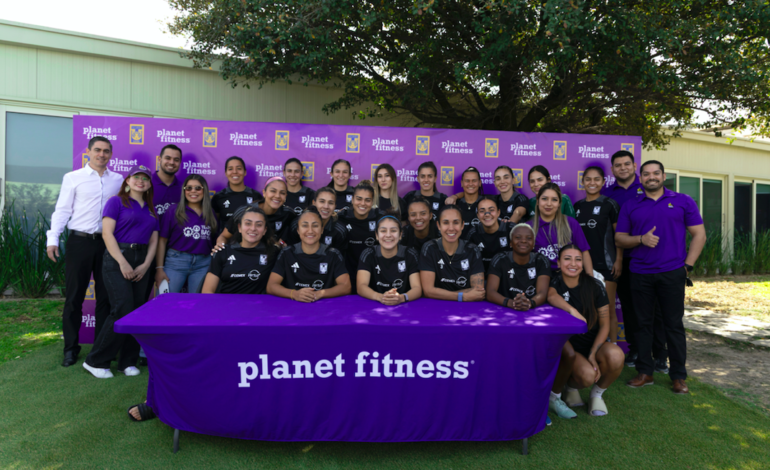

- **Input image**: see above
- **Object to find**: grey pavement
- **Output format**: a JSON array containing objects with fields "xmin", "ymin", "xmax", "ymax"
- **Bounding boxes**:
[{"xmin": 684, "ymin": 307, "xmax": 770, "ymax": 348}]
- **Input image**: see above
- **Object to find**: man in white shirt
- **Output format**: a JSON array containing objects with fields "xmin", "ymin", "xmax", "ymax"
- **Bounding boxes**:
[{"xmin": 47, "ymin": 136, "xmax": 124, "ymax": 367}]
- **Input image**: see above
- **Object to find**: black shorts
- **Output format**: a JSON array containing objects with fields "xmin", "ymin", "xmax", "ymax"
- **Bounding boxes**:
[
  {"xmin": 595, "ymin": 268, "xmax": 616, "ymax": 284},
  {"xmin": 569, "ymin": 328, "xmax": 599, "ymax": 358}
]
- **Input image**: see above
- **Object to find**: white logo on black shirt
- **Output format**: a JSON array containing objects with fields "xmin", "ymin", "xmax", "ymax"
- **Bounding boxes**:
[
  {"xmin": 398, "ymin": 261, "xmax": 406, "ymax": 272},
  {"xmin": 593, "ymin": 206, "xmax": 601, "ymax": 215},
  {"xmin": 369, "ymin": 221, "xmax": 376, "ymax": 231},
  {"xmin": 587, "ymin": 219, "xmax": 597, "ymax": 229},
  {"xmin": 478, "ymin": 242, "xmax": 485, "ymax": 249},
  {"xmin": 461, "ymin": 259, "xmax": 470, "ymax": 271},
  {"xmin": 507, "ymin": 205, "xmax": 513, "ymax": 214},
  {"xmin": 248, "ymin": 270, "xmax": 260, "ymax": 281},
  {"xmin": 324, "ymin": 236, "xmax": 332, "ymax": 245},
  {"xmin": 365, "ymin": 237, "xmax": 376, "ymax": 247},
  {"xmin": 526, "ymin": 286, "xmax": 536, "ymax": 297},
  {"xmin": 563, "ymin": 291, "xmax": 570, "ymax": 302},
  {"xmin": 528, "ymin": 267, "xmax": 537, "ymax": 279},
  {"xmin": 437, "ymin": 259, "xmax": 445, "ymax": 269},
  {"xmin": 432, "ymin": 202, "xmax": 439, "ymax": 210},
  {"xmin": 299, "ymin": 196, "xmax": 306, "ymax": 203},
  {"xmin": 291, "ymin": 262, "xmax": 300, "ymax": 273},
  {"xmin": 508, "ymin": 268, "xmax": 514, "ymax": 278},
  {"xmin": 312, "ymin": 280, "xmax": 324, "ymax": 290},
  {"xmin": 346, "ymin": 195, "xmax": 353, "ymax": 202},
  {"xmin": 471, "ymin": 218, "xmax": 480, "ymax": 227},
  {"xmin": 294, "ymin": 207, "xmax": 302, "ymax": 215},
  {"xmin": 320, "ymin": 263, "xmax": 328, "ymax": 274},
  {"xmin": 223, "ymin": 200, "xmax": 231, "ymax": 208},
  {"xmin": 393, "ymin": 279, "xmax": 404, "ymax": 289},
  {"xmin": 275, "ymin": 221, "xmax": 283, "ymax": 231},
  {"xmin": 457, "ymin": 276, "xmax": 467, "ymax": 288},
  {"xmin": 259, "ymin": 254, "xmax": 268, "ymax": 265},
  {"xmin": 576, "ymin": 209, "xmax": 581, "ymax": 217},
  {"xmin": 346, "ymin": 224, "xmax": 353, "ymax": 231},
  {"xmin": 375, "ymin": 265, "xmax": 381, "ymax": 274},
  {"xmin": 227, "ymin": 255, "xmax": 236, "ymax": 265},
  {"xmin": 499, "ymin": 237, "xmax": 507, "ymax": 247},
  {"xmin": 247, "ymin": 197, "xmax": 253, "ymax": 204}
]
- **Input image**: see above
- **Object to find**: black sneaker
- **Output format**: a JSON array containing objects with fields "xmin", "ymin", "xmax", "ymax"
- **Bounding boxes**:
[
  {"xmin": 655, "ymin": 357, "xmax": 669, "ymax": 374},
  {"xmin": 138, "ymin": 357, "xmax": 148, "ymax": 367},
  {"xmin": 624, "ymin": 352, "xmax": 637, "ymax": 368}
]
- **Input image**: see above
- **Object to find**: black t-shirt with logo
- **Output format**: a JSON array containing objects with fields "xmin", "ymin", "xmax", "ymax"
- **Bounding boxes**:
[
  {"xmin": 467, "ymin": 222, "xmax": 515, "ymax": 272},
  {"xmin": 337, "ymin": 208, "xmax": 383, "ymax": 279},
  {"xmin": 284, "ymin": 218, "xmax": 349, "ymax": 252},
  {"xmin": 332, "ymin": 185, "xmax": 356, "ymax": 212},
  {"xmin": 456, "ymin": 197, "xmax": 481, "ymax": 240},
  {"xmin": 574, "ymin": 196, "xmax": 620, "ymax": 272},
  {"xmin": 207, "ymin": 242, "xmax": 276, "ymax": 294},
  {"xmin": 378, "ymin": 196, "xmax": 408, "ymax": 221},
  {"xmin": 273, "ymin": 243, "xmax": 348, "ymax": 291},
  {"xmin": 496, "ymin": 192, "xmax": 530, "ymax": 221},
  {"xmin": 404, "ymin": 190, "xmax": 448, "ymax": 221},
  {"xmin": 225, "ymin": 204, "xmax": 297, "ymax": 241},
  {"xmin": 418, "ymin": 239, "xmax": 484, "ymax": 292},
  {"xmin": 285, "ymin": 186, "xmax": 316, "ymax": 215},
  {"xmin": 358, "ymin": 245, "xmax": 420, "ymax": 294},
  {"xmin": 488, "ymin": 252, "xmax": 551, "ymax": 299},
  {"xmin": 211, "ymin": 186, "xmax": 264, "ymax": 233},
  {"xmin": 550, "ymin": 274, "xmax": 609, "ymax": 354},
  {"xmin": 401, "ymin": 223, "xmax": 440, "ymax": 252}
]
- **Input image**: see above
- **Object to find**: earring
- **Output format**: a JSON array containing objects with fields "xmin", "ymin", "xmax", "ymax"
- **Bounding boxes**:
[{"xmin": 125, "ymin": 186, "xmax": 130, "ymax": 193}]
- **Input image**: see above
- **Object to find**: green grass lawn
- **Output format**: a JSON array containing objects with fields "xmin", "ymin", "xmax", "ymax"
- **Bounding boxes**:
[{"xmin": 0, "ymin": 300, "xmax": 64, "ymax": 364}]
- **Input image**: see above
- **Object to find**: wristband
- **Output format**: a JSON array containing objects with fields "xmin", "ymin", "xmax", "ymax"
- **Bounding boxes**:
[
  {"xmin": 503, "ymin": 298, "xmax": 509, "ymax": 308},
  {"xmin": 685, "ymin": 264, "xmax": 693, "ymax": 273},
  {"xmin": 458, "ymin": 292, "xmax": 463, "ymax": 302},
  {"xmin": 403, "ymin": 293, "xmax": 409, "ymax": 302},
  {"xmin": 530, "ymin": 299, "xmax": 537, "ymax": 310},
  {"xmin": 639, "ymin": 235, "xmax": 643, "ymax": 245},
  {"xmin": 156, "ymin": 266, "xmax": 164, "ymax": 269},
  {"xmin": 290, "ymin": 289, "xmax": 295, "ymax": 301}
]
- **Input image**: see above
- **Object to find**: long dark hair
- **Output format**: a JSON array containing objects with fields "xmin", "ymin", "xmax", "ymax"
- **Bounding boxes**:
[
  {"xmin": 326, "ymin": 159, "xmax": 351, "ymax": 188},
  {"xmin": 461, "ymin": 166, "xmax": 484, "ymax": 196},
  {"xmin": 559, "ymin": 244, "xmax": 599, "ymax": 330},
  {"xmin": 418, "ymin": 161, "xmax": 438, "ymax": 193},
  {"xmin": 284, "ymin": 158, "xmax": 304, "ymax": 186},
  {"xmin": 528, "ymin": 165, "xmax": 551, "ymax": 181},
  {"xmin": 119, "ymin": 174, "xmax": 157, "ymax": 218},
  {"xmin": 225, "ymin": 156, "xmax": 246, "ymax": 188},
  {"xmin": 533, "ymin": 182, "xmax": 572, "ymax": 247},
  {"xmin": 176, "ymin": 175, "xmax": 217, "ymax": 233},
  {"xmin": 232, "ymin": 206, "xmax": 277, "ymax": 254},
  {"xmin": 407, "ymin": 196, "xmax": 432, "ymax": 215},
  {"xmin": 495, "ymin": 165, "xmax": 521, "ymax": 194}
]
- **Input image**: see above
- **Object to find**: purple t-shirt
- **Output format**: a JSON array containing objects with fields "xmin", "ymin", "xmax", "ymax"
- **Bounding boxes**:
[
  {"xmin": 528, "ymin": 216, "xmax": 591, "ymax": 270},
  {"xmin": 151, "ymin": 172, "xmax": 183, "ymax": 216},
  {"xmin": 159, "ymin": 204, "xmax": 215, "ymax": 255},
  {"xmin": 603, "ymin": 174, "xmax": 644, "ymax": 208},
  {"xmin": 616, "ymin": 188, "xmax": 703, "ymax": 274},
  {"xmin": 103, "ymin": 196, "xmax": 159, "ymax": 244}
]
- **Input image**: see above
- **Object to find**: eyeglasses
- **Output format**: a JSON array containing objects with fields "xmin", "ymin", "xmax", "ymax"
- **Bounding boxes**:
[
  {"xmin": 131, "ymin": 175, "xmax": 150, "ymax": 182},
  {"xmin": 184, "ymin": 185, "xmax": 204, "ymax": 191}
]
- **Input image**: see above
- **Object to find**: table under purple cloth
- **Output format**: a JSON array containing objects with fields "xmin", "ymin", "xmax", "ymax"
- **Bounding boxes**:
[{"xmin": 115, "ymin": 294, "xmax": 585, "ymax": 442}]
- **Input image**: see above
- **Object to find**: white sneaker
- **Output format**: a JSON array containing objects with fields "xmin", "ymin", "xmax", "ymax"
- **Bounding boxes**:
[
  {"xmin": 83, "ymin": 362, "xmax": 113, "ymax": 379},
  {"xmin": 122, "ymin": 366, "xmax": 141, "ymax": 377}
]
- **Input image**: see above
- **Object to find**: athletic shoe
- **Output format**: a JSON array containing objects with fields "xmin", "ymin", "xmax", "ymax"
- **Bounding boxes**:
[
  {"xmin": 545, "ymin": 416, "xmax": 552, "ymax": 426},
  {"xmin": 549, "ymin": 397, "xmax": 577, "ymax": 419},
  {"xmin": 624, "ymin": 352, "xmax": 637, "ymax": 368},
  {"xmin": 655, "ymin": 358, "xmax": 669, "ymax": 374},
  {"xmin": 83, "ymin": 362, "xmax": 113, "ymax": 379},
  {"xmin": 122, "ymin": 366, "xmax": 141, "ymax": 377}
]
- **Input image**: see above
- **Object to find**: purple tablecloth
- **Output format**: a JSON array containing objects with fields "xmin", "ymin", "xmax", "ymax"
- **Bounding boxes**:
[{"xmin": 115, "ymin": 294, "xmax": 585, "ymax": 442}]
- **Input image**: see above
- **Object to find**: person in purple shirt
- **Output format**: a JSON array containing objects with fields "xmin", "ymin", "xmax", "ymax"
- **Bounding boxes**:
[
  {"xmin": 151, "ymin": 144, "xmax": 183, "ymax": 216},
  {"xmin": 155, "ymin": 175, "xmax": 217, "ymax": 294},
  {"xmin": 616, "ymin": 160, "xmax": 706, "ymax": 395},
  {"xmin": 604, "ymin": 150, "xmax": 668, "ymax": 372},
  {"xmin": 84, "ymin": 165, "xmax": 159, "ymax": 379},
  {"xmin": 528, "ymin": 183, "xmax": 593, "ymax": 275}
]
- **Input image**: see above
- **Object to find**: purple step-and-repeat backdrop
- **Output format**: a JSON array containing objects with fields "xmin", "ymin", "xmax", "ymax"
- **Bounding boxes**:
[{"xmin": 74, "ymin": 116, "xmax": 639, "ymax": 346}]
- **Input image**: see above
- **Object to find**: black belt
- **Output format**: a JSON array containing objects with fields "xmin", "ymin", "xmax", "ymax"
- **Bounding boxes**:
[
  {"xmin": 72, "ymin": 231, "xmax": 102, "ymax": 240},
  {"xmin": 118, "ymin": 242, "xmax": 148, "ymax": 250}
]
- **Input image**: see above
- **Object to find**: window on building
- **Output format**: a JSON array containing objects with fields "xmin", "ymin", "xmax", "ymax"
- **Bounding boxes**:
[
  {"xmin": 4, "ymin": 112, "xmax": 73, "ymax": 220},
  {"xmin": 734, "ymin": 182, "xmax": 753, "ymax": 235},
  {"xmin": 679, "ymin": 176, "xmax": 701, "ymax": 208},
  {"xmin": 663, "ymin": 174, "xmax": 677, "ymax": 192},
  {"xmin": 758, "ymin": 183, "xmax": 770, "ymax": 232},
  {"xmin": 702, "ymin": 179, "xmax": 723, "ymax": 234}
]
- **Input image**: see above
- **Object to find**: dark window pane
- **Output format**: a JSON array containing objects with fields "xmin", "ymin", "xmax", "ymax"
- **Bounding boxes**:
[
  {"xmin": 663, "ymin": 175, "xmax": 677, "ymax": 192},
  {"xmin": 734, "ymin": 182, "xmax": 753, "ymax": 235},
  {"xmin": 680, "ymin": 176, "xmax": 700, "ymax": 209},
  {"xmin": 703, "ymin": 179, "xmax": 722, "ymax": 234},
  {"xmin": 758, "ymin": 184, "xmax": 770, "ymax": 232}
]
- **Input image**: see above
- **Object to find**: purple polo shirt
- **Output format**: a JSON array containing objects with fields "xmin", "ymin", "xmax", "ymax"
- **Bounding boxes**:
[
  {"xmin": 159, "ymin": 204, "xmax": 215, "ymax": 255},
  {"xmin": 103, "ymin": 196, "xmax": 159, "ymax": 245},
  {"xmin": 528, "ymin": 216, "xmax": 591, "ymax": 269},
  {"xmin": 603, "ymin": 174, "xmax": 644, "ymax": 208},
  {"xmin": 151, "ymin": 172, "xmax": 183, "ymax": 216},
  {"xmin": 616, "ymin": 188, "xmax": 703, "ymax": 274}
]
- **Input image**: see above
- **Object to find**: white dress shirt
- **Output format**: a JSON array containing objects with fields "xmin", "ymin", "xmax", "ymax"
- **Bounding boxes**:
[{"xmin": 46, "ymin": 164, "xmax": 125, "ymax": 246}]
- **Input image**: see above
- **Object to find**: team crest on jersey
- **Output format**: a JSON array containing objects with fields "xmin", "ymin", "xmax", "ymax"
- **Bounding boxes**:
[
  {"xmin": 432, "ymin": 202, "xmax": 439, "ymax": 210},
  {"xmin": 508, "ymin": 268, "xmax": 514, "ymax": 278},
  {"xmin": 275, "ymin": 221, "xmax": 283, "ymax": 231},
  {"xmin": 507, "ymin": 205, "xmax": 513, "ymax": 214},
  {"xmin": 593, "ymin": 206, "xmax": 601, "ymax": 215},
  {"xmin": 299, "ymin": 196, "xmax": 306, "ymax": 203},
  {"xmin": 319, "ymin": 263, "xmax": 328, "ymax": 274},
  {"xmin": 563, "ymin": 291, "xmax": 570, "ymax": 301},
  {"xmin": 528, "ymin": 267, "xmax": 537, "ymax": 279},
  {"xmin": 203, "ymin": 127, "xmax": 217, "ymax": 147},
  {"xmin": 461, "ymin": 259, "xmax": 469, "ymax": 271},
  {"xmin": 398, "ymin": 260, "xmax": 406, "ymax": 272},
  {"xmin": 129, "ymin": 124, "xmax": 144, "ymax": 145},
  {"xmin": 246, "ymin": 197, "xmax": 253, "ymax": 204},
  {"xmin": 324, "ymin": 236, "xmax": 332, "ymax": 245},
  {"xmin": 499, "ymin": 237, "xmax": 508, "ymax": 247},
  {"xmin": 259, "ymin": 254, "xmax": 268, "ymax": 265},
  {"xmin": 369, "ymin": 221, "xmax": 376, "ymax": 231},
  {"xmin": 346, "ymin": 194, "xmax": 353, "ymax": 203}
]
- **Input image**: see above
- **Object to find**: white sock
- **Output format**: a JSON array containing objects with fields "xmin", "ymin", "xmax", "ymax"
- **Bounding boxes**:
[
  {"xmin": 590, "ymin": 384, "xmax": 606, "ymax": 399},
  {"xmin": 565, "ymin": 386, "xmax": 578, "ymax": 393},
  {"xmin": 550, "ymin": 391, "xmax": 561, "ymax": 402}
]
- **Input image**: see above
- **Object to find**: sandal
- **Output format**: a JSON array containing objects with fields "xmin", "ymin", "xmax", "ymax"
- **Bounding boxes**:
[
  {"xmin": 564, "ymin": 388, "xmax": 584, "ymax": 407},
  {"xmin": 127, "ymin": 403, "xmax": 156, "ymax": 422},
  {"xmin": 588, "ymin": 396, "xmax": 608, "ymax": 416}
]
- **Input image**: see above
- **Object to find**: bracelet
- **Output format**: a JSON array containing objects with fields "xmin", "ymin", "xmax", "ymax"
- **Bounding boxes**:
[
  {"xmin": 290, "ymin": 289, "xmax": 295, "ymax": 301},
  {"xmin": 156, "ymin": 266, "xmax": 164, "ymax": 269},
  {"xmin": 503, "ymin": 298, "xmax": 510, "ymax": 308},
  {"xmin": 639, "ymin": 235, "xmax": 643, "ymax": 245},
  {"xmin": 403, "ymin": 293, "xmax": 409, "ymax": 302},
  {"xmin": 458, "ymin": 292, "xmax": 464, "ymax": 302}
]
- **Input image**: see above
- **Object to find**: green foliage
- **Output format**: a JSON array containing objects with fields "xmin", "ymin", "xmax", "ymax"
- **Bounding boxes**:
[
  {"xmin": 168, "ymin": 0, "xmax": 770, "ymax": 148},
  {"xmin": 693, "ymin": 230, "xmax": 727, "ymax": 277},
  {"xmin": 690, "ymin": 230, "xmax": 770, "ymax": 277}
]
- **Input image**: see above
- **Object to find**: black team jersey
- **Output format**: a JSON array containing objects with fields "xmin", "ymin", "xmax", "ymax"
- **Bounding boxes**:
[
  {"xmin": 488, "ymin": 252, "xmax": 551, "ymax": 299},
  {"xmin": 331, "ymin": 185, "xmax": 356, "ymax": 212},
  {"xmin": 284, "ymin": 217, "xmax": 349, "ymax": 252},
  {"xmin": 285, "ymin": 186, "xmax": 316, "ymax": 215},
  {"xmin": 456, "ymin": 196, "xmax": 480, "ymax": 240},
  {"xmin": 207, "ymin": 242, "xmax": 277, "ymax": 294},
  {"xmin": 358, "ymin": 245, "xmax": 420, "ymax": 294},
  {"xmin": 401, "ymin": 223, "xmax": 440, "ymax": 252},
  {"xmin": 337, "ymin": 207, "xmax": 383, "ymax": 292},
  {"xmin": 496, "ymin": 192, "xmax": 529, "ymax": 221},
  {"xmin": 574, "ymin": 196, "xmax": 620, "ymax": 272},
  {"xmin": 404, "ymin": 190, "xmax": 448, "ymax": 221},
  {"xmin": 273, "ymin": 243, "xmax": 348, "ymax": 291},
  {"xmin": 550, "ymin": 274, "xmax": 608, "ymax": 355},
  {"xmin": 467, "ymin": 221, "xmax": 516, "ymax": 272},
  {"xmin": 418, "ymin": 239, "xmax": 484, "ymax": 292},
  {"xmin": 225, "ymin": 204, "xmax": 297, "ymax": 241},
  {"xmin": 377, "ymin": 196, "xmax": 408, "ymax": 221},
  {"xmin": 211, "ymin": 186, "xmax": 263, "ymax": 233}
]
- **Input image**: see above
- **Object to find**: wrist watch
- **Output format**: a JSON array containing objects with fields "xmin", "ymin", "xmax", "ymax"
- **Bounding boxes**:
[{"xmin": 685, "ymin": 264, "xmax": 693, "ymax": 273}]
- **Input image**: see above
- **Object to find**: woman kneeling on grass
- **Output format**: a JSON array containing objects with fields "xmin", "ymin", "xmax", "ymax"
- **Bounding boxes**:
[{"xmin": 547, "ymin": 245, "xmax": 624, "ymax": 418}]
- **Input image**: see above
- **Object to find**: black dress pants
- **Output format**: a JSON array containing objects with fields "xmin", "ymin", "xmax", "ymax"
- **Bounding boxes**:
[
  {"xmin": 85, "ymin": 246, "xmax": 150, "ymax": 370},
  {"xmin": 62, "ymin": 235, "xmax": 110, "ymax": 356},
  {"xmin": 617, "ymin": 257, "xmax": 667, "ymax": 360},
  {"xmin": 630, "ymin": 268, "xmax": 688, "ymax": 380}
]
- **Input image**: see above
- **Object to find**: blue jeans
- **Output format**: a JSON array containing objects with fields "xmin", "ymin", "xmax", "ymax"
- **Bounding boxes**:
[{"xmin": 163, "ymin": 249, "xmax": 211, "ymax": 294}]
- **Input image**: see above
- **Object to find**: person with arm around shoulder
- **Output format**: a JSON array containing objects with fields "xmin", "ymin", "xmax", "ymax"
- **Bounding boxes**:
[
  {"xmin": 547, "ymin": 245, "xmax": 624, "ymax": 418},
  {"xmin": 83, "ymin": 165, "xmax": 159, "ymax": 379},
  {"xmin": 615, "ymin": 160, "xmax": 706, "ymax": 394},
  {"xmin": 46, "ymin": 136, "xmax": 124, "ymax": 367},
  {"xmin": 357, "ymin": 212, "xmax": 422, "ymax": 305}
]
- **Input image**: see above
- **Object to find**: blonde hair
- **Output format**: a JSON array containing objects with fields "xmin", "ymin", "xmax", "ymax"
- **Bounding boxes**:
[
  {"xmin": 372, "ymin": 164, "xmax": 400, "ymax": 216},
  {"xmin": 510, "ymin": 223, "xmax": 535, "ymax": 239},
  {"xmin": 532, "ymin": 183, "xmax": 572, "ymax": 248}
]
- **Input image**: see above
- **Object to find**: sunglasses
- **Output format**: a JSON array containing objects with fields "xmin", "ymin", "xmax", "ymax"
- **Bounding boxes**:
[
  {"xmin": 131, "ymin": 175, "xmax": 150, "ymax": 182},
  {"xmin": 184, "ymin": 185, "xmax": 204, "ymax": 191}
]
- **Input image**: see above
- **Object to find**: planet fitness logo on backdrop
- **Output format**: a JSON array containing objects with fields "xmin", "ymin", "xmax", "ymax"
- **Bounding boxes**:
[
  {"xmin": 275, "ymin": 130, "xmax": 290, "ymax": 151},
  {"xmin": 511, "ymin": 142, "xmax": 541, "ymax": 157},
  {"xmin": 302, "ymin": 162, "xmax": 315, "ymax": 182},
  {"xmin": 416, "ymin": 136, "xmax": 430, "ymax": 156},
  {"xmin": 255, "ymin": 163, "xmax": 282, "ymax": 178},
  {"xmin": 553, "ymin": 141, "xmax": 567, "ymax": 160},
  {"xmin": 158, "ymin": 128, "xmax": 190, "ymax": 144},
  {"xmin": 302, "ymin": 134, "xmax": 334, "ymax": 150},
  {"xmin": 579, "ymin": 145, "xmax": 610, "ymax": 159},
  {"xmin": 346, "ymin": 133, "xmax": 360, "ymax": 153},
  {"xmin": 203, "ymin": 128, "xmax": 218, "ymax": 148},
  {"xmin": 440, "ymin": 167, "xmax": 454, "ymax": 186},
  {"xmin": 83, "ymin": 126, "xmax": 117, "ymax": 141},
  {"xmin": 129, "ymin": 124, "xmax": 144, "ymax": 145},
  {"xmin": 110, "ymin": 158, "xmax": 138, "ymax": 172},
  {"xmin": 485, "ymin": 138, "xmax": 499, "ymax": 158},
  {"xmin": 231, "ymin": 132, "xmax": 263, "ymax": 147},
  {"xmin": 372, "ymin": 137, "xmax": 404, "ymax": 152},
  {"xmin": 184, "ymin": 161, "xmax": 215, "ymax": 176},
  {"xmin": 442, "ymin": 139, "xmax": 472, "ymax": 154}
]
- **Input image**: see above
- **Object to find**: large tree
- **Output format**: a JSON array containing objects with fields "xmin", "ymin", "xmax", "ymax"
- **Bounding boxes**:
[{"xmin": 168, "ymin": 0, "xmax": 770, "ymax": 148}]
